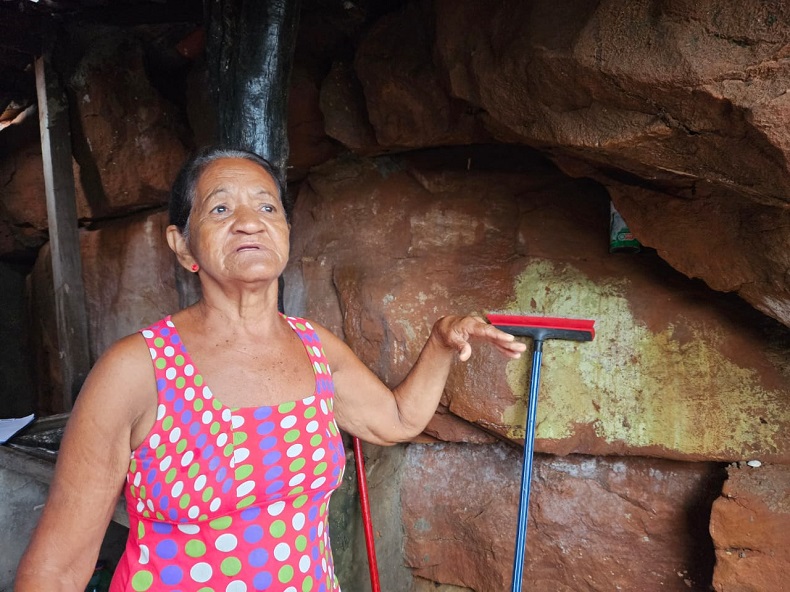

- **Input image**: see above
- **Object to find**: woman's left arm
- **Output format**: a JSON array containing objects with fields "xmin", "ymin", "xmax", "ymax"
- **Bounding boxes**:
[{"xmin": 317, "ymin": 315, "xmax": 526, "ymax": 446}]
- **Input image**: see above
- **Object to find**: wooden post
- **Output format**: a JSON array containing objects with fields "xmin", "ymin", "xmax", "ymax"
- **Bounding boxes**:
[{"xmin": 35, "ymin": 47, "xmax": 91, "ymax": 411}]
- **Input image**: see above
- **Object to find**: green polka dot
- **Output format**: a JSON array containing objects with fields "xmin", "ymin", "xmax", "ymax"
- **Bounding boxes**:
[
  {"xmin": 278, "ymin": 401, "xmax": 296, "ymax": 414},
  {"xmin": 284, "ymin": 429, "xmax": 300, "ymax": 443},
  {"xmin": 202, "ymin": 487, "xmax": 214, "ymax": 502},
  {"xmin": 313, "ymin": 462, "xmax": 327, "ymax": 476},
  {"xmin": 304, "ymin": 407, "xmax": 317, "ymax": 419},
  {"xmin": 175, "ymin": 376, "xmax": 186, "ymax": 389},
  {"xmin": 329, "ymin": 422, "xmax": 338, "ymax": 436},
  {"xmin": 193, "ymin": 399, "xmax": 204, "ymax": 411},
  {"xmin": 179, "ymin": 493, "xmax": 191, "ymax": 509},
  {"xmin": 174, "ymin": 354, "xmax": 185, "ymax": 366},
  {"xmin": 176, "ymin": 439, "xmax": 188, "ymax": 453},
  {"xmin": 288, "ymin": 486, "xmax": 305, "ymax": 497},
  {"xmin": 155, "ymin": 512, "xmax": 164, "ymax": 520},
  {"xmin": 289, "ymin": 458, "xmax": 306, "ymax": 472},
  {"xmin": 221, "ymin": 557, "xmax": 242, "ymax": 577},
  {"xmin": 188, "ymin": 463, "xmax": 200, "ymax": 478},
  {"xmin": 137, "ymin": 521, "xmax": 145, "ymax": 539},
  {"xmin": 199, "ymin": 514, "xmax": 208, "ymax": 521},
  {"xmin": 153, "ymin": 337, "xmax": 165, "ymax": 347},
  {"xmin": 235, "ymin": 464, "xmax": 253, "ymax": 480},
  {"xmin": 131, "ymin": 570, "xmax": 154, "ymax": 591},
  {"xmin": 185, "ymin": 539, "xmax": 207, "ymax": 557},
  {"xmin": 293, "ymin": 495, "xmax": 309, "ymax": 509},
  {"xmin": 310, "ymin": 434, "xmax": 322, "ymax": 447},
  {"xmin": 223, "ymin": 443, "xmax": 234, "ymax": 457},
  {"xmin": 210, "ymin": 516, "xmax": 232, "ymax": 530},
  {"xmin": 295, "ymin": 535, "xmax": 307, "ymax": 552},
  {"xmin": 278, "ymin": 565, "xmax": 294, "ymax": 584},
  {"xmin": 139, "ymin": 485, "xmax": 146, "ymax": 499},
  {"xmin": 129, "ymin": 459, "xmax": 138, "ymax": 472},
  {"xmin": 210, "ymin": 421, "xmax": 221, "ymax": 435},
  {"xmin": 165, "ymin": 468, "xmax": 177, "ymax": 483},
  {"xmin": 212, "ymin": 399, "xmax": 222, "ymax": 411},
  {"xmin": 155, "ymin": 358, "xmax": 166, "ymax": 370},
  {"xmin": 194, "ymin": 375, "xmax": 204, "ymax": 386},
  {"xmin": 302, "ymin": 576, "xmax": 314, "ymax": 592},
  {"xmin": 270, "ymin": 520, "xmax": 286, "ymax": 538},
  {"xmin": 197, "ymin": 588, "xmax": 214, "ymax": 592},
  {"xmin": 236, "ymin": 495, "xmax": 256, "ymax": 509},
  {"xmin": 162, "ymin": 416, "xmax": 174, "ymax": 431},
  {"xmin": 233, "ymin": 432, "xmax": 247, "ymax": 445}
]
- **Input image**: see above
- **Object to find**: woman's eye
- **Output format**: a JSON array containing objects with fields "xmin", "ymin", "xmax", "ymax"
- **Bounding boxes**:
[
  {"xmin": 211, "ymin": 205, "xmax": 228, "ymax": 214},
  {"xmin": 261, "ymin": 204, "xmax": 276, "ymax": 213}
]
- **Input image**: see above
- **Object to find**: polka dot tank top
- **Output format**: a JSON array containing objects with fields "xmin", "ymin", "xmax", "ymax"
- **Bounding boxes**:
[{"xmin": 109, "ymin": 315, "xmax": 345, "ymax": 592}]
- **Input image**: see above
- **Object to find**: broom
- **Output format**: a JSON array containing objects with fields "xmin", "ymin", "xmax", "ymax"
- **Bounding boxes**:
[{"xmin": 488, "ymin": 314, "xmax": 596, "ymax": 592}]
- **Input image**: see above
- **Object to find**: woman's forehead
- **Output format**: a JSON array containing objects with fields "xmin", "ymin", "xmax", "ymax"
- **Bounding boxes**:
[{"xmin": 197, "ymin": 157, "xmax": 279, "ymax": 194}]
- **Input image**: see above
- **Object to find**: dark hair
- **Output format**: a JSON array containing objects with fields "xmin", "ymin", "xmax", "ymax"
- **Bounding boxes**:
[{"xmin": 169, "ymin": 146, "xmax": 287, "ymax": 236}]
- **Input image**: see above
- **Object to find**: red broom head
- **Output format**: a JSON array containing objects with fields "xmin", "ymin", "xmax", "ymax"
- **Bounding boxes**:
[{"xmin": 487, "ymin": 314, "xmax": 595, "ymax": 342}]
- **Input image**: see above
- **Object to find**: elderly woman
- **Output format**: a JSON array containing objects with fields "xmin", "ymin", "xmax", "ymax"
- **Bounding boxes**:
[{"xmin": 15, "ymin": 147, "xmax": 525, "ymax": 592}]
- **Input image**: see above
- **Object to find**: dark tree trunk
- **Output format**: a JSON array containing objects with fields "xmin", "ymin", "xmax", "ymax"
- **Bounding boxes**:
[{"xmin": 204, "ymin": 0, "xmax": 301, "ymax": 185}]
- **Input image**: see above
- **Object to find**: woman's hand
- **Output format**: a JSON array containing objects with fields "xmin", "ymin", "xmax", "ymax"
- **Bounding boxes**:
[{"xmin": 430, "ymin": 315, "xmax": 527, "ymax": 362}]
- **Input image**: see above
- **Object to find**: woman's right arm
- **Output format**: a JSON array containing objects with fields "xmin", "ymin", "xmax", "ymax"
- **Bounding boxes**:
[{"xmin": 14, "ymin": 333, "xmax": 155, "ymax": 592}]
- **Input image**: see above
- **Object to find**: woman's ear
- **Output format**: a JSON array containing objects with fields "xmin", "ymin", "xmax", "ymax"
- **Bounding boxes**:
[{"xmin": 166, "ymin": 225, "xmax": 197, "ymax": 271}]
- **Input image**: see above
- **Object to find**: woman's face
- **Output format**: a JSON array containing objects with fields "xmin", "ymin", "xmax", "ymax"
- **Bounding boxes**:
[{"xmin": 180, "ymin": 157, "xmax": 290, "ymax": 284}]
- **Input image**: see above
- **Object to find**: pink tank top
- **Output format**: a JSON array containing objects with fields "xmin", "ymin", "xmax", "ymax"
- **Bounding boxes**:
[{"xmin": 109, "ymin": 315, "xmax": 345, "ymax": 591}]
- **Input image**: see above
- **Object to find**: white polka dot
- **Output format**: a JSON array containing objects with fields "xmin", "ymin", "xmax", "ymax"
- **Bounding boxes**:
[
  {"xmin": 165, "ymin": 367, "xmax": 176, "ymax": 380},
  {"xmin": 321, "ymin": 557, "xmax": 327, "ymax": 571},
  {"xmin": 202, "ymin": 410, "xmax": 213, "ymax": 424},
  {"xmin": 236, "ymin": 480, "xmax": 255, "ymax": 497},
  {"xmin": 188, "ymin": 505, "xmax": 199, "ymax": 519},
  {"xmin": 133, "ymin": 472, "xmax": 142, "ymax": 487},
  {"xmin": 146, "ymin": 499, "xmax": 154, "ymax": 511},
  {"xmin": 190, "ymin": 562, "xmax": 213, "ymax": 583},
  {"xmin": 139, "ymin": 544, "xmax": 150, "ymax": 565},
  {"xmin": 210, "ymin": 497, "xmax": 221, "ymax": 512},
  {"xmin": 172, "ymin": 481, "xmax": 184, "ymax": 497},
  {"xmin": 311, "ymin": 476, "xmax": 327, "ymax": 490},
  {"xmin": 164, "ymin": 345, "xmax": 175, "ymax": 357},
  {"xmin": 185, "ymin": 387, "xmax": 195, "ymax": 400},
  {"xmin": 184, "ymin": 364, "xmax": 194, "ymax": 377},
  {"xmin": 274, "ymin": 543, "xmax": 291, "ymax": 562},
  {"xmin": 292, "ymin": 512, "xmax": 305, "ymax": 530},
  {"xmin": 289, "ymin": 473, "xmax": 305, "ymax": 487},
  {"xmin": 202, "ymin": 386, "xmax": 213, "ymax": 399},
  {"xmin": 305, "ymin": 321, "xmax": 314, "ymax": 330},
  {"xmin": 280, "ymin": 415, "xmax": 297, "ymax": 429},
  {"xmin": 160, "ymin": 455, "xmax": 172, "ymax": 471},
  {"xmin": 193, "ymin": 474, "xmax": 206, "ymax": 491},
  {"xmin": 178, "ymin": 524, "xmax": 200, "ymax": 534},
  {"xmin": 233, "ymin": 448, "xmax": 249, "ymax": 463},
  {"xmin": 306, "ymin": 420, "xmax": 319, "ymax": 434},
  {"xmin": 166, "ymin": 320, "xmax": 175, "ymax": 328},
  {"xmin": 311, "ymin": 448, "xmax": 325, "ymax": 461},
  {"xmin": 299, "ymin": 555, "xmax": 311, "ymax": 573},
  {"xmin": 142, "ymin": 330, "xmax": 154, "ymax": 338},
  {"xmin": 287, "ymin": 444, "xmax": 303, "ymax": 458},
  {"xmin": 169, "ymin": 427, "xmax": 181, "ymax": 443},
  {"xmin": 326, "ymin": 363, "xmax": 331, "ymax": 374},
  {"xmin": 181, "ymin": 450, "xmax": 194, "ymax": 467},
  {"xmin": 313, "ymin": 362, "xmax": 322, "ymax": 373},
  {"xmin": 148, "ymin": 347, "xmax": 157, "ymax": 360},
  {"xmin": 303, "ymin": 396, "xmax": 315, "ymax": 405},
  {"xmin": 226, "ymin": 582, "xmax": 247, "ymax": 592},
  {"xmin": 217, "ymin": 433, "xmax": 228, "ymax": 447},
  {"xmin": 222, "ymin": 408, "xmax": 232, "ymax": 422},
  {"xmin": 136, "ymin": 500, "xmax": 145, "ymax": 513},
  {"xmin": 268, "ymin": 501, "xmax": 286, "ymax": 517},
  {"xmin": 312, "ymin": 345, "xmax": 321, "ymax": 357},
  {"xmin": 231, "ymin": 415, "xmax": 245, "ymax": 429},
  {"xmin": 215, "ymin": 533, "xmax": 238, "ymax": 552},
  {"xmin": 156, "ymin": 404, "xmax": 166, "ymax": 420},
  {"xmin": 320, "ymin": 400, "xmax": 328, "ymax": 414}
]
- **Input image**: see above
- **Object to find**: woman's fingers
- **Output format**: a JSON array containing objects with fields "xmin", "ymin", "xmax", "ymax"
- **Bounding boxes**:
[{"xmin": 437, "ymin": 315, "xmax": 527, "ymax": 360}]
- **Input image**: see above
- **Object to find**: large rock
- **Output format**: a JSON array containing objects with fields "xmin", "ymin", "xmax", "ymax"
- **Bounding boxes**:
[
  {"xmin": 284, "ymin": 151, "xmax": 790, "ymax": 463},
  {"xmin": 710, "ymin": 463, "xmax": 790, "ymax": 592},
  {"xmin": 343, "ymin": 0, "xmax": 790, "ymax": 327},
  {"xmin": 402, "ymin": 443, "xmax": 724, "ymax": 591}
]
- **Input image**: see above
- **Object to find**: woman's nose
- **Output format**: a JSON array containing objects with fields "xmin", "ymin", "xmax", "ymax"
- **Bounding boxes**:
[{"xmin": 231, "ymin": 205, "xmax": 265, "ymax": 232}]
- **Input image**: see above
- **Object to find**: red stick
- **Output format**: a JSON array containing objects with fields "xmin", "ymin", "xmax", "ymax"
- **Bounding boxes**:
[{"xmin": 354, "ymin": 436, "xmax": 381, "ymax": 592}]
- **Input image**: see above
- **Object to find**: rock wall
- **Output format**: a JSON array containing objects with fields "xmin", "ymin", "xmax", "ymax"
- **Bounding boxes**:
[{"xmin": 2, "ymin": 1, "xmax": 790, "ymax": 590}]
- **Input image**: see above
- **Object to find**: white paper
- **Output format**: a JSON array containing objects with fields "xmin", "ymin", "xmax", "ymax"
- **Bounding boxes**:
[{"xmin": 0, "ymin": 414, "xmax": 35, "ymax": 444}]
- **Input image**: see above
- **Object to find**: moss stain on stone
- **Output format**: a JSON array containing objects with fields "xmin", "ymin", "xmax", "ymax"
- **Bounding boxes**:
[{"xmin": 499, "ymin": 260, "xmax": 783, "ymax": 458}]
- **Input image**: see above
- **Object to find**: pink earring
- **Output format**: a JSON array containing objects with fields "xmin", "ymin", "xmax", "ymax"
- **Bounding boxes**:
[{"xmin": 191, "ymin": 263, "xmax": 199, "ymax": 272}]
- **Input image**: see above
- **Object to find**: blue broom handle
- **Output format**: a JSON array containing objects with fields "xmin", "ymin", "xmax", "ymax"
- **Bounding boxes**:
[{"xmin": 511, "ymin": 339, "xmax": 544, "ymax": 592}]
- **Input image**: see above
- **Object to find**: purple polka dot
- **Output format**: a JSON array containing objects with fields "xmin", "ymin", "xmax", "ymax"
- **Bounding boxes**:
[
  {"xmin": 244, "ymin": 524, "xmax": 263, "ymax": 543},
  {"xmin": 209, "ymin": 456, "xmax": 220, "ymax": 471},
  {"xmin": 195, "ymin": 433, "xmax": 207, "ymax": 447},
  {"xmin": 319, "ymin": 581, "xmax": 327, "ymax": 592},
  {"xmin": 222, "ymin": 478, "xmax": 233, "ymax": 494},
  {"xmin": 311, "ymin": 547, "xmax": 319, "ymax": 560},
  {"xmin": 156, "ymin": 378, "xmax": 167, "ymax": 390},
  {"xmin": 189, "ymin": 422, "xmax": 201, "ymax": 436},
  {"xmin": 161, "ymin": 565, "xmax": 183, "ymax": 585},
  {"xmin": 264, "ymin": 466, "xmax": 283, "ymax": 481},
  {"xmin": 152, "ymin": 482, "xmax": 162, "ymax": 498},
  {"xmin": 253, "ymin": 571, "xmax": 272, "ymax": 589},
  {"xmin": 265, "ymin": 481, "xmax": 283, "ymax": 495},
  {"xmin": 180, "ymin": 410, "xmax": 192, "ymax": 424},
  {"xmin": 168, "ymin": 508, "xmax": 178, "ymax": 520},
  {"xmin": 146, "ymin": 469, "xmax": 158, "ymax": 484},
  {"xmin": 259, "ymin": 436, "xmax": 277, "ymax": 450},
  {"xmin": 141, "ymin": 457, "xmax": 153, "ymax": 471},
  {"xmin": 152, "ymin": 522, "xmax": 172, "ymax": 534},
  {"xmin": 160, "ymin": 496, "xmax": 170, "ymax": 510},
  {"xmin": 253, "ymin": 407, "xmax": 272, "ymax": 420},
  {"xmin": 314, "ymin": 564, "xmax": 323, "ymax": 579},
  {"xmin": 155, "ymin": 539, "xmax": 178, "ymax": 560},
  {"xmin": 164, "ymin": 388, "xmax": 176, "ymax": 401},
  {"xmin": 216, "ymin": 467, "xmax": 227, "ymax": 482},
  {"xmin": 309, "ymin": 527, "xmax": 317, "ymax": 542},
  {"xmin": 174, "ymin": 398, "xmax": 184, "ymax": 412},
  {"xmin": 308, "ymin": 507, "xmax": 318, "ymax": 521},
  {"xmin": 170, "ymin": 333, "xmax": 180, "ymax": 344},
  {"xmin": 262, "ymin": 451, "xmax": 281, "ymax": 465},
  {"xmin": 202, "ymin": 445, "xmax": 215, "ymax": 459},
  {"xmin": 241, "ymin": 506, "xmax": 261, "ymax": 521},
  {"xmin": 256, "ymin": 421, "xmax": 275, "ymax": 436},
  {"xmin": 160, "ymin": 328, "xmax": 171, "ymax": 336},
  {"xmin": 249, "ymin": 548, "xmax": 268, "ymax": 568}
]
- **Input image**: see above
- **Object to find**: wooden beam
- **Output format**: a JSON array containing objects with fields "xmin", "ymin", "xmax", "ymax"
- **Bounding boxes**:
[{"xmin": 35, "ymin": 44, "xmax": 91, "ymax": 411}]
